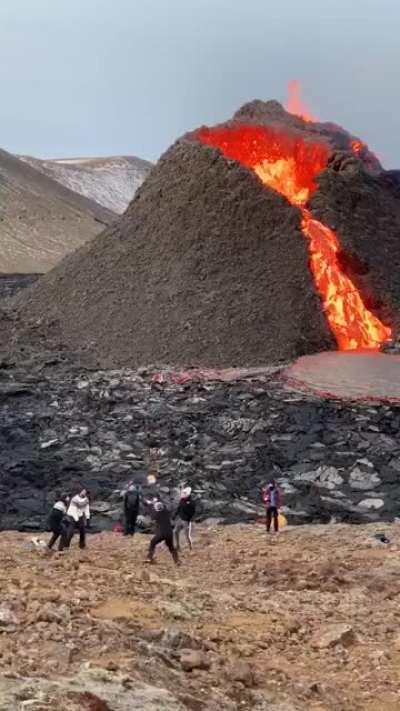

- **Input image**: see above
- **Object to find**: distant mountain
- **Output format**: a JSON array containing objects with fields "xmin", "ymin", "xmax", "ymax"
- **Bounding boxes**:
[
  {"xmin": 0, "ymin": 148, "xmax": 114, "ymax": 273},
  {"xmin": 20, "ymin": 155, "xmax": 152, "ymax": 214}
]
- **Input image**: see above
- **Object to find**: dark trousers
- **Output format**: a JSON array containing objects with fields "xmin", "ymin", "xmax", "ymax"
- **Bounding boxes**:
[
  {"xmin": 123, "ymin": 511, "xmax": 138, "ymax": 536},
  {"xmin": 47, "ymin": 530, "xmax": 62, "ymax": 549},
  {"xmin": 148, "ymin": 530, "xmax": 179, "ymax": 564},
  {"xmin": 59, "ymin": 516, "xmax": 86, "ymax": 550},
  {"xmin": 266, "ymin": 506, "xmax": 279, "ymax": 532}
]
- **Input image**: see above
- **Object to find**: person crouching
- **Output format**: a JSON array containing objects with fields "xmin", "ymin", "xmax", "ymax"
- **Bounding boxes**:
[
  {"xmin": 174, "ymin": 487, "xmax": 196, "ymax": 551},
  {"xmin": 59, "ymin": 488, "xmax": 90, "ymax": 550},
  {"xmin": 47, "ymin": 494, "xmax": 70, "ymax": 550}
]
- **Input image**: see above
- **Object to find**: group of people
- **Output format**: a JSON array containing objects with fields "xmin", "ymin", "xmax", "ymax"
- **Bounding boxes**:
[
  {"xmin": 47, "ymin": 488, "xmax": 91, "ymax": 551},
  {"xmin": 46, "ymin": 482, "xmax": 197, "ymax": 565},
  {"xmin": 122, "ymin": 481, "xmax": 196, "ymax": 565},
  {"xmin": 46, "ymin": 478, "xmax": 281, "ymax": 562}
]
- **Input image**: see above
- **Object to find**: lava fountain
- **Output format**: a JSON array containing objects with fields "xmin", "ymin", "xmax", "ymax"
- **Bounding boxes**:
[
  {"xmin": 196, "ymin": 124, "xmax": 391, "ymax": 350},
  {"xmin": 286, "ymin": 80, "xmax": 317, "ymax": 123}
]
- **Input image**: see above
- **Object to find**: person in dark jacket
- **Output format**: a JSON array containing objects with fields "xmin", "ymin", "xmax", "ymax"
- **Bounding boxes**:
[
  {"xmin": 262, "ymin": 480, "xmax": 282, "ymax": 533},
  {"xmin": 144, "ymin": 496, "xmax": 179, "ymax": 565},
  {"xmin": 174, "ymin": 487, "xmax": 195, "ymax": 551},
  {"xmin": 47, "ymin": 494, "xmax": 70, "ymax": 550},
  {"xmin": 123, "ymin": 482, "xmax": 141, "ymax": 536}
]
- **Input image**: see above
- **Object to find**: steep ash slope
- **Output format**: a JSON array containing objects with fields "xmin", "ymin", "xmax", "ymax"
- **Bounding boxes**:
[
  {"xmin": 20, "ymin": 154, "xmax": 152, "ymax": 214},
  {"xmin": 0, "ymin": 148, "xmax": 114, "ymax": 273},
  {"xmin": 8, "ymin": 139, "xmax": 333, "ymax": 367}
]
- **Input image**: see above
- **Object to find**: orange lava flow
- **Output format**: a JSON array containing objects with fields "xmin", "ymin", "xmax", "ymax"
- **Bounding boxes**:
[
  {"xmin": 197, "ymin": 125, "xmax": 391, "ymax": 350},
  {"xmin": 286, "ymin": 80, "xmax": 317, "ymax": 122}
]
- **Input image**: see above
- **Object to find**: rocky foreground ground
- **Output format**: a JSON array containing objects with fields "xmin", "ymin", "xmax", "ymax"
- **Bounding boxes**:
[{"xmin": 0, "ymin": 522, "xmax": 399, "ymax": 710}]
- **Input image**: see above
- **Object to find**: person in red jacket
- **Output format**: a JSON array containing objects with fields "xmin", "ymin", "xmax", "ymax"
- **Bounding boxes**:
[{"xmin": 262, "ymin": 480, "xmax": 282, "ymax": 533}]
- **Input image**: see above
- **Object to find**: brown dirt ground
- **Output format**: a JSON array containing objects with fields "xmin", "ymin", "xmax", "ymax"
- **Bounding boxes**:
[{"xmin": 1, "ymin": 522, "xmax": 400, "ymax": 709}]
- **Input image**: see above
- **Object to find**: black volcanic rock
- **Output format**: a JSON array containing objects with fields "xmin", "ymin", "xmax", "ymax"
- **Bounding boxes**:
[{"xmin": 0, "ymin": 362, "xmax": 398, "ymax": 531}]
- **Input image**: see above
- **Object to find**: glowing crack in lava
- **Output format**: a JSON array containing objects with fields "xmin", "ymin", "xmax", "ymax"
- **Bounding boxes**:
[{"xmin": 197, "ymin": 125, "xmax": 391, "ymax": 350}]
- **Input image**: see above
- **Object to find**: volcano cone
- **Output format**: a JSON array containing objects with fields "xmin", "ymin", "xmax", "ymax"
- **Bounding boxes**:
[{"xmin": 5, "ymin": 100, "xmax": 399, "ymax": 367}]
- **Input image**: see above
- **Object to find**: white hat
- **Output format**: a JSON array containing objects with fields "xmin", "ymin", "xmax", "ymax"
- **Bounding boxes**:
[{"xmin": 181, "ymin": 487, "xmax": 192, "ymax": 498}]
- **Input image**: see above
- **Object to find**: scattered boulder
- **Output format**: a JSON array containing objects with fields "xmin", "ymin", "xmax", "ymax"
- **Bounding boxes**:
[
  {"xmin": 358, "ymin": 498, "xmax": 384, "ymax": 511},
  {"xmin": 158, "ymin": 600, "xmax": 200, "ymax": 621},
  {"xmin": 35, "ymin": 603, "xmax": 70, "ymax": 625},
  {"xmin": 0, "ymin": 668, "xmax": 188, "ymax": 711},
  {"xmin": 161, "ymin": 627, "xmax": 201, "ymax": 650},
  {"xmin": 349, "ymin": 467, "xmax": 381, "ymax": 490},
  {"xmin": 227, "ymin": 660, "xmax": 255, "ymax": 687},
  {"xmin": 180, "ymin": 650, "xmax": 210, "ymax": 672},
  {"xmin": 0, "ymin": 604, "xmax": 18, "ymax": 626},
  {"xmin": 311, "ymin": 624, "xmax": 356, "ymax": 649}
]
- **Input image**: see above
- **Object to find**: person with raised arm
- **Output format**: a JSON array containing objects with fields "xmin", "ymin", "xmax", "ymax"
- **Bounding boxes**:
[{"xmin": 262, "ymin": 480, "xmax": 282, "ymax": 534}]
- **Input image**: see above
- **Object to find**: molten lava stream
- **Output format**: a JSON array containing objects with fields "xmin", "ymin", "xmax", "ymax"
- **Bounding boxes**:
[
  {"xmin": 300, "ymin": 211, "xmax": 391, "ymax": 350},
  {"xmin": 197, "ymin": 125, "xmax": 391, "ymax": 350}
]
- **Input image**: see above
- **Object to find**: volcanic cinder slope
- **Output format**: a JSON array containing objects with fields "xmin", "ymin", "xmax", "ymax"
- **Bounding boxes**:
[
  {"xmin": 0, "ymin": 148, "xmax": 114, "ymax": 273},
  {"xmin": 6, "ymin": 99, "xmax": 400, "ymax": 366},
  {"xmin": 20, "ymin": 154, "xmax": 152, "ymax": 214}
]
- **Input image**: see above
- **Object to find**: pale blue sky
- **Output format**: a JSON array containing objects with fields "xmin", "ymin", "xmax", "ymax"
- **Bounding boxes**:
[{"xmin": 0, "ymin": 0, "xmax": 399, "ymax": 166}]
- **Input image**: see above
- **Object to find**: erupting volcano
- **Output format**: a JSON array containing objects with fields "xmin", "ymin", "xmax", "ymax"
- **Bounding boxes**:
[
  {"xmin": 197, "ymin": 125, "xmax": 391, "ymax": 350},
  {"xmin": 4, "ymin": 93, "xmax": 400, "ymax": 369}
]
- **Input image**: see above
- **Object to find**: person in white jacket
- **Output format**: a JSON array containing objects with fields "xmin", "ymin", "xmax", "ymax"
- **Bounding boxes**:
[{"xmin": 59, "ymin": 488, "xmax": 90, "ymax": 550}]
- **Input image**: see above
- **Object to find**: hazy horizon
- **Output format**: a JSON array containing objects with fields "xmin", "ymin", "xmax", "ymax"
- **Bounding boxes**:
[{"xmin": 1, "ymin": 0, "xmax": 399, "ymax": 168}]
